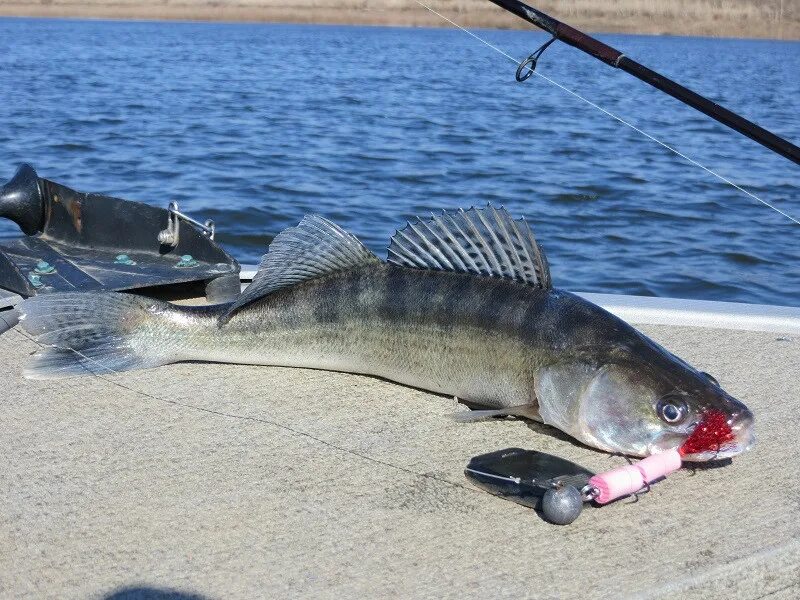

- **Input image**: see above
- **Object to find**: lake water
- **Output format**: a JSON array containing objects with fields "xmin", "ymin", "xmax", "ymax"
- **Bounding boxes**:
[{"xmin": 0, "ymin": 19, "xmax": 798, "ymax": 305}]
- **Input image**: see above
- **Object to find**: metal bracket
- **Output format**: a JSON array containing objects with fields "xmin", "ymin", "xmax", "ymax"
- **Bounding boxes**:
[{"xmin": 158, "ymin": 201, "xmax": 215, "ymax": 247}]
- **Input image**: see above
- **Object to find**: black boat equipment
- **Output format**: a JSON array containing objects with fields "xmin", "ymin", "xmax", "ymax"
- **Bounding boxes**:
[{"xmin": 0, "ymin": 164, "xmax": 242, "ymax": 309}]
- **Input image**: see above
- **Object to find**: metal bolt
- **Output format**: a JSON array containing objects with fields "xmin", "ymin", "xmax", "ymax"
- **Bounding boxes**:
[
  {"xmin": 114, "ymin": 254, "xmax": 137, "ymax": 266},
  {"xmin": 175, "ymin": 254, "xmax": 199, "ymax": 268},
  {"xmin": 34, "ymin": 260, "xmax": 55, "ymax": 275},
  {"xmin": 27, "ymin": 273, "xmax": 44, "ymax": 288}
]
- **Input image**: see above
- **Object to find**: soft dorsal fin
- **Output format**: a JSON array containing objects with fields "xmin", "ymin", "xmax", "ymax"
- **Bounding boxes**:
[
  {"xmin": 387, "ymin": 206, "xmax": 551, "ymax": 289},
  {"xmin": 222, "ymin": 214, "xmax": 379, "ymax": 321}
]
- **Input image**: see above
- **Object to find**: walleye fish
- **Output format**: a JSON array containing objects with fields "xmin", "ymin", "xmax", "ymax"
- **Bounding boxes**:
[{"xmin": 19, "ymin": 206, "xmax": 754, "ymax": 461}]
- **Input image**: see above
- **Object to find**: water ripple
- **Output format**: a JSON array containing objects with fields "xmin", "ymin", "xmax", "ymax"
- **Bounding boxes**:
[{"xmin": 0, "ymin": 20, "xmax": 797, "ymax": 306}]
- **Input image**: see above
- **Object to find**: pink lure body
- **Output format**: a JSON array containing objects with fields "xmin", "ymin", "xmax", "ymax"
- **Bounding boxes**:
[{"xmin": 589, "ymin": 449, "xmax": 682, "ymax": 504}]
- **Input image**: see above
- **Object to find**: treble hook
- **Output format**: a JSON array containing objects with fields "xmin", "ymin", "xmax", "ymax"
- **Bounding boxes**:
[{"xmin": 515, "ymin": 35, "xmax": 557, "ymax": 82}]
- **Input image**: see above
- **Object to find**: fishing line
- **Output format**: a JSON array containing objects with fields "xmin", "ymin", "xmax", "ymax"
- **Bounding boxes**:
[
  {"xmin": 412, "ymin": 0, "xmax": 800, "ymax": 227},
  {"xmin": 2, "ymin": 311, "xmax": 681, "ymax": 517},
  {"xmin": 0, "ymin": 312, "xmax": 480, "ymax": 496}
]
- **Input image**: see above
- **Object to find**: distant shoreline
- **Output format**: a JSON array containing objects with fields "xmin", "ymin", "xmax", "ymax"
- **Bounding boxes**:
[{"xmin": 0, "ymin": 1, "xmax": 798, "ymax": 40}]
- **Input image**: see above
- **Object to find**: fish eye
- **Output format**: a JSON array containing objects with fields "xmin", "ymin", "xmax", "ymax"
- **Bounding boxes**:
[
  {"xmin": 657, "ymin": 396, "xmax": 688, "ymax": 424},
  {"xmin": 701, "ymin": 371, "xmax": 719, "ymax": 386}
]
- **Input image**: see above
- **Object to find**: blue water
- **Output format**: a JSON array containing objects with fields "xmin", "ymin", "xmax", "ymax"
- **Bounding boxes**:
[{"xmin": 0, "ymin": 19, "xmax": 798, "ymax": 305}]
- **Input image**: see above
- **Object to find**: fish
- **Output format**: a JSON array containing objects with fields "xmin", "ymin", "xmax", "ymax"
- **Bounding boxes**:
[{"xmin": 18, "ymin": 206, "xmax": 754, "ymax": 461}]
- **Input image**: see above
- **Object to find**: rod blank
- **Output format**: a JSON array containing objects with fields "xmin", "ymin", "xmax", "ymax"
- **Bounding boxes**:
[{"xmin": 486, "ymin": 0, "xmax": 800, "ymax": 166}]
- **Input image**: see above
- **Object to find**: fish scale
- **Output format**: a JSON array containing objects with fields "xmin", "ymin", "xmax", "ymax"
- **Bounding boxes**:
[{"xmin": 201, "ymin": 265, "xmax": 540, "ymax": 408}]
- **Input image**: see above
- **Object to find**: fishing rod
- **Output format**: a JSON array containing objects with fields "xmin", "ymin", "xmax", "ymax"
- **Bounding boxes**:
[{"xmin": 486, "ymin": 0, "xmax": 800, "ymax": 166}]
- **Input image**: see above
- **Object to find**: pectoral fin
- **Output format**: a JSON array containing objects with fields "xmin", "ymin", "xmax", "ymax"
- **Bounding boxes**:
[{"xmin": 454, "ymin": 404, "xmax": 541, "ymax": 423}]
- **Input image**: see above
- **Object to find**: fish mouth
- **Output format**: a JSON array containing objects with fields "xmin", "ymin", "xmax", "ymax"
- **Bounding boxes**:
[{"xmin": 678, "ymin": 409, "xmax": 755, "ymax": 462}]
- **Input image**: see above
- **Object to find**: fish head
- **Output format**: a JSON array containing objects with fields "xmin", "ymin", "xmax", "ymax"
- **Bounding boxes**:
[{"xmin": 573, "ymin": 351, "xmax": 755, "ymax": 462}]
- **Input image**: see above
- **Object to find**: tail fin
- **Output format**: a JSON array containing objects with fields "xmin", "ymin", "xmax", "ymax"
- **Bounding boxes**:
[{"xmin": 19, "ymin": 292, "xmax": 181, "ymax": 379}]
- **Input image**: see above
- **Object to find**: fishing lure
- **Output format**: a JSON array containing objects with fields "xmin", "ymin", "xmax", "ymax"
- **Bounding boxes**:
[
  {"xmin": 465, "ymin": 409, "xmax": 734, "ymax": 525},
  {"xmin": 466, "ymin": 448, "xmax": 682, "ymax": 525}
]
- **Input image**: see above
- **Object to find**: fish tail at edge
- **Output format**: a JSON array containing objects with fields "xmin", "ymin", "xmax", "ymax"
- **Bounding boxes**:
[{"xmin": 18, "ymin": 292, "xmax": 218, "ymax": 379}]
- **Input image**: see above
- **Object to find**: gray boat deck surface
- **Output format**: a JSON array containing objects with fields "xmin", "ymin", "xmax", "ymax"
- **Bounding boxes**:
[{"xmin": 1, "ymin": 318, "xmax": 799, "ymax": 599}]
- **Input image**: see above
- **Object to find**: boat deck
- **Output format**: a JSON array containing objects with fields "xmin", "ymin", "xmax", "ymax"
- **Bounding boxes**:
[{"xmin": 1, "ymin": 314, "xmax": 799, "ymax": 598}]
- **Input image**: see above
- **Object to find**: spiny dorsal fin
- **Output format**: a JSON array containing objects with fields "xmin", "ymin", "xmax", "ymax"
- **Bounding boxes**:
[
  {"xmin": 387, "ymin": 206, "xmax": 551, "ymax": 289},
  {"xmin": 222, "ymin": 215, "xmax": 379, "ymax": 322}
]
